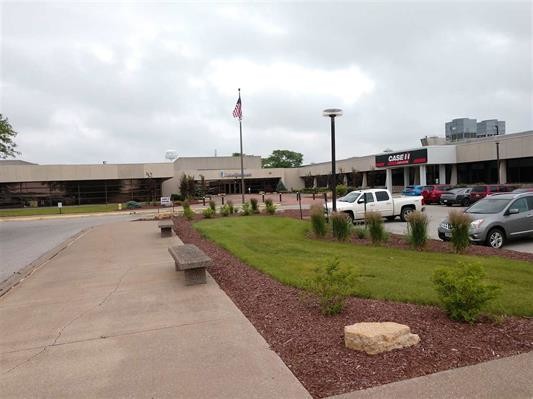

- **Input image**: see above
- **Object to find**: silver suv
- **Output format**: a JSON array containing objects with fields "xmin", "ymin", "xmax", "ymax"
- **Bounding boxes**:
[{"xmin": 438, "ymin": 192, "xmax": 533, "ymax": 249}]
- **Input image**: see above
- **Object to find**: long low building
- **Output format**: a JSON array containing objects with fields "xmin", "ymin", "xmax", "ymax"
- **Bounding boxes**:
[{"xmin": 1, "ymin": 130, "xmax": 532, "ymax": 207}]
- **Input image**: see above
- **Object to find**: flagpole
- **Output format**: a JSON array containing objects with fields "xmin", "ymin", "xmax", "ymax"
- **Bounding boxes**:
[{"xmin": 238, "ymin": 88, "xmax": 245, "ymax": 204}]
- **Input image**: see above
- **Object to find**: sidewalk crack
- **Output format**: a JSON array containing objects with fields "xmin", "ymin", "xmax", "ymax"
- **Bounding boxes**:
[{"xmin": 2, "ymin": 265, "xmax": 135, "ymax": 376}]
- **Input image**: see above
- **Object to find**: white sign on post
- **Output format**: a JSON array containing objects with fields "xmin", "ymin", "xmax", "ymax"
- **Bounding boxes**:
[{"xmin": 58, "ymin": 202, "xmax": 63, "ymax": 208}]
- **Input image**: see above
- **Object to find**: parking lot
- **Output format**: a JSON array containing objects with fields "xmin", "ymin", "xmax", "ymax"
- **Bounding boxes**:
[{"xmin": 384, "ymin": 204, "xmax": 533, "ymax": 254}]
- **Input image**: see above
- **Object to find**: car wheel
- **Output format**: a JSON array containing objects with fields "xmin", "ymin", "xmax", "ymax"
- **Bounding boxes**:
[
  {"xmin": 343, "ymin": 211, "xmax": 354, "ymax": 224},
  {"xmin": 486, "ymin": 228, "xmax": 505, "ymax": 249},
  {"xmin": 400, "ymin": 206, "xmax": 414, "ymax": 222},
  {"xmin": 462, "ymin": 198, "xmax": 470, "ymax": 207}
]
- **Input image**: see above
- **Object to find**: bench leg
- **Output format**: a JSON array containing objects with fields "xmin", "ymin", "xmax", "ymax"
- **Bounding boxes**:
[
  {"xmin": 184, "ymin": 268, "xmax": 207, "ymax": 285},
  {"xmin": 161, "ymin": 227, "xmax": 172, "ymax": 237}
]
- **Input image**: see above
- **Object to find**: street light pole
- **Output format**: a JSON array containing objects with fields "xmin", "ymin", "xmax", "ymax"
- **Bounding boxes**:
[{"xmin": 323, "ymin": 108, "xmax": 343, "ymax": 212}]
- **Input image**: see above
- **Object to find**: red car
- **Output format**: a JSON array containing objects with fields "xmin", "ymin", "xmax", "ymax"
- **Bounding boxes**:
[
  {"xmin": 421, "ymin": 185, "xmax": 453, "ymax": 204},
  {"xmin": 469, "ymin": 184, "xmax": 517, "ymax": 203}
]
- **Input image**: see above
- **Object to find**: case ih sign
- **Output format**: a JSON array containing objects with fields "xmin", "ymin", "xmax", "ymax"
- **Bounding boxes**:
[{"xmin": 375, "ymin": 149, "xmax": 428, "ymax": 167}]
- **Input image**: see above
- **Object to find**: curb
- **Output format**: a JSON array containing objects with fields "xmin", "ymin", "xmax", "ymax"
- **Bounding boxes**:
[{"xmin": 0, "ymin": 228, "xmax": 92, "ymax": 298}]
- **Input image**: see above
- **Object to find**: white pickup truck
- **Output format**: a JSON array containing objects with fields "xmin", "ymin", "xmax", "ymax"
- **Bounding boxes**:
[{"xmin": 325, "ymin": 189, "xmax": 425, "ymax": 222}]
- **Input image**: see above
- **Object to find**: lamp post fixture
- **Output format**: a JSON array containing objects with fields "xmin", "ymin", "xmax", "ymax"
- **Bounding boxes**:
[{"xmin": 323, "ymin": 108, "xmax": 343, "ymax": 212}]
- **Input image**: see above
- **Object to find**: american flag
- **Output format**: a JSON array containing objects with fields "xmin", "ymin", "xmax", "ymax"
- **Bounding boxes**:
[{"xmin": 232, "ymin": 97, "xmax": 242, "ymax": 119}]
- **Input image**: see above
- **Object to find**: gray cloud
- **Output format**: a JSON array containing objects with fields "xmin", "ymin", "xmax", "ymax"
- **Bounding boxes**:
[{"xmin": 1, "ymin": 1, "xmax": 531, "ymax": 165}]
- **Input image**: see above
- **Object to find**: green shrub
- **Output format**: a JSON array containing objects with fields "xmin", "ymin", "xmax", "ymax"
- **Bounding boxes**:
[
  {"xmin": 241, "ymin": 202, "xmax": 252, "ymax": 216},
  {"xmin": 220, "ymin": 204, "xmax": 231, "ymax": 217},
  {"xmin": 336, "ymin": 184, "xmax": 348, "ymax": 197},
  {"xmin": 208, "ymin": 200, "xmax": 216, "ymax": 211},
  {"xmin": 202, "ymin": 207, "xmax": 215, "ymax": 219},
  {"xmin": 449, "ymin": 210, "xmax": 472, "ymax": 253},
  {"xmin": 432, "ymin": 263, "xmax": 500, "ymax": 323},
  {"xmin": 406, "ymin": 211, "xmax": 428, "ymax": 250},
  {"xmin": 170, "ymin": 193, "xmax": 184, "ymax": 201},
  {"xmin": 264, "ymin": 198, "xmax": 276, "ymax": 215},
  {"xmin": 227, "ymin": 200, "xmax": 235, "ymax": 214},
  {"xmin": 353, "ymin": 226, "xmax": 368, "ymax": 239},
  {"xmin": 310, "ymin": 204, "xmax": 327, "ymax": 238},
  {"xmin": 366, "ymin": 211, "xmax": 387, "ymax": 244},
  {"xmin": 331, "ymin": 212, "xmax": 351, "ymax": 241},
  {"xmin": 250, "ymin": 198, "xmax": 259, "ymax": 213},
  {"xmin": 182, "ymin": 201, "xmax": 194, "ymax": 220},
  {"xmin": 305, "ymin": 258, "xmax": 358, "ymax": 316}
]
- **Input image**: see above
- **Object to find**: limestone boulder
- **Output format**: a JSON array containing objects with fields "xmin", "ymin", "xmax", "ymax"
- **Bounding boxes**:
[{"xmin": 344, "ymin": 322, "xmax": 420, "ymax": 355}]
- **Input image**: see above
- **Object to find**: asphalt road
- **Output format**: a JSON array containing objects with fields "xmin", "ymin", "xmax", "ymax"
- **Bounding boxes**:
[
  {"xmin": 0, "ymin": 214, "xmax": 138, "ymax": 284},
  {"xmin": 383, "ymin": 204, "xmax": 533, "ymax": 254}
]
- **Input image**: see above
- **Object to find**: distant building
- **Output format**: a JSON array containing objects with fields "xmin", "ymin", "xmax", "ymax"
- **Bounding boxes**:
[
  {"xmin": 445, "ymin": 118, "xmax": 505, "ymax": 141},
  {"xmin": 445, "ymin": 118, "xmax": 478, "ymax": 141},
  {"xmin": 477, "ymin": 119, "xmax": 505, "ymax": 137}
]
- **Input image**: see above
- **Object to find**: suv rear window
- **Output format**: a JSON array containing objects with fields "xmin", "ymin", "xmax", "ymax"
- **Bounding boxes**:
[{"xmin": 472, "ymin": 186, "xmax": 486, "ymax": 193}]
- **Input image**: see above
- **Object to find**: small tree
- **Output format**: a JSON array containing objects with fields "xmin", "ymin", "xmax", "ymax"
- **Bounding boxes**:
[
  {"xmin": 0, "ymin": 114, "xmax": 20, "ymax": 159},
  {"xmin": 275, "ymin": 180, "xmax": 287, "ymax": 192},
  {"xmin": 178, "ymin": 174, "xmax": 197, "ymax": 199}
]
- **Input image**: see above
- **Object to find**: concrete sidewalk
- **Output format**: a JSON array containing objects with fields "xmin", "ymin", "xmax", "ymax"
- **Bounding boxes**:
[
  {"xmin": 329, "ymin": 351, "xmax": 533, "ymax": 399},
  {"xmin": 0, "ymin": 220, "xmax": 310, "ymax": 398}
]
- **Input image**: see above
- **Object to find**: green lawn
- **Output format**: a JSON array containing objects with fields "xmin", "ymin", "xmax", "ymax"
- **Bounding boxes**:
[
  {"xmin": 0, "ymin": 204, "xmax": 123, "ymax": 217},
  {"xmin": 195, "ymin": 216, "xmax": 533, "ymax": 317}
]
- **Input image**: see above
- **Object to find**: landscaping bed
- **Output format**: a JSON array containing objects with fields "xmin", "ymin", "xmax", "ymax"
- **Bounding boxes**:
[{"xmin": 173, "ymin": 214, "xmax": 532, "ymax": 398}]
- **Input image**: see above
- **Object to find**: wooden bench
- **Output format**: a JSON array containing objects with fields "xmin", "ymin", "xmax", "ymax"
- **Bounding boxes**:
[
  {"xmin": 168, "ymin": 244, "xmax": 211, "ymax": 285},
  {"xmin": 158, "ymin": 220, "xmax": 173, "ymax": 237}
]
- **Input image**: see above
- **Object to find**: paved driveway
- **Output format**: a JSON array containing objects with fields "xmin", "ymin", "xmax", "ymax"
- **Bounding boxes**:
[{"xmin": 0, "ymin": 214, "xmax": 137, "ymax": 284}]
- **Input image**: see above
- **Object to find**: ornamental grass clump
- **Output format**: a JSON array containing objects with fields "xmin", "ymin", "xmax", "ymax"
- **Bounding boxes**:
[
  {"xmin": 432, "ymin": 263, "xmax": 500, "ymax": 323},
  {"xmin": 208, "ymin": 200, "xmax": 216, "ymax": 212},
  {"xmin": 366, "ymin": 211, "xmax": 387, "ymax": 244},
  {"xmin": 449, "ymin": 210, "xmax": 472, "ymax": 253},
  {"xmin": 305, "ymin": 258, "xmax": 358, "ymax": 316},
  {"xmin": 182, "ymin": 200, "xmax": 194, "ymax": 221},
  {"xmin": 241, "ymin": 201, "xmax": 252, "ymax": 216},
  {"xmin": 353, "ymin": 226, "xmax": 368, "ymax": 239},
  {"xmin": 202, "ymin": 207, "xmax": 215, "ymax": 219},
  {"xmin": 330, "ymin": 212, "xmax": 351, "ymax": 241},
  {"xmin": 250, "ymin": 198, "xmax": 259, "ymax": 213},
  {"xmin": 227, "ymin": 200, "xmax": 235, "ymax": 214},
  {"xmin": 310, "ymin": 204, "xmax": 327, "ymax": 238},
  {"xmin": 406, "ymin": 211, "xmax": 428, "ymax": 250},
  {"xmin": 219, "ymin": 204, "xmax": 231, "ymax": 217},
  {"xmin": 264, "ymin": 198, "xmax": 276, "ymax": 215}
]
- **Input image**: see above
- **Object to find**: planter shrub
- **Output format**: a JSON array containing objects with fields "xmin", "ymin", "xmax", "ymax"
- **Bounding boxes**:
[
  {"xmin": 366, "ymin": 211, "xmax": 387, "ymax": 244},
  {"xmin": 406, "ymin": 211, "xmax": 428, "ymax": 250},
  {"xmin": 433, "ymin": 263, "xmax": 500, "ymax": 323},
  {"xmin": 310, "ymin": 204, "xmax": 327, "ymax": 238},
  {"xmin": 331, "ymin": 212, "xmax": 351, "ymax": 241},
  {"xmin": 305, "ymin": 258, "xmax": 358, "ymax": 316},
  {"xmin": 449, "ymin": 210, "xmax": 472, "ymax": 253}
]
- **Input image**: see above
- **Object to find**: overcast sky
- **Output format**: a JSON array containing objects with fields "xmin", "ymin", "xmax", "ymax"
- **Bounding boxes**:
[{"xmin": 1, "ymin": 1, "xmax": 532, "ymax": 165}]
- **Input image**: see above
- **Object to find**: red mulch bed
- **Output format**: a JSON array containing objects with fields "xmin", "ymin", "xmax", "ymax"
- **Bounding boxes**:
[{"xmin": 173, "ymin": 213, "xmax": 533, "ymax": 398}]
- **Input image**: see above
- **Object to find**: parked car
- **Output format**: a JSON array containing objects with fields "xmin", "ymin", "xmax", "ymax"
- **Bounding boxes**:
[
  {"xmin": 126, "ymin": 200, "xmax": 142, "ymax": 209},
  {"xmin": 402, "ymin": 185, "xmax": 425, "ymax": 196},
  {"xmin": 421, "ymin": 184, "xmax": 453, "ymax": 204},
  {"xmin": 440, "ymin": 187, "xmax": 472, "ymax": 207},
  {"xmin": 512, "ymin": 188, "xmax": 533, "ymax": 193},
  {"xmin": 469, "ymin": 184, "xmax": 516, "ymax": 203},
  {"xmin": 438, "ymin": 192, "xmax": 533, "ymax": 248},
  {"xmin": 325, "ymin": 189, "xmax": 425, "ymax": 222}
]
